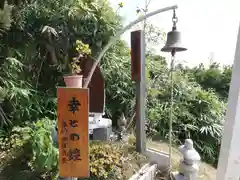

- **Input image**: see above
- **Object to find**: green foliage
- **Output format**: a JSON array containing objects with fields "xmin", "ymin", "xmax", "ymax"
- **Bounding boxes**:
[
  {"xmin": 187, "ymin": 63, "xmax": 232, "ymax": 100},
  {"xmin": 11, "ymin": 118, "xmax": 58, "ymax": 173},
  {"xmin": 76, "ymin": 40, "xmax": 92, "ymax": 55},
  {"xmin": 148, "ymin": 69, "xmax": 225, "ymax": 166},
  {"xmin": 9, "ymin": 0, "xmax": 121, "ymax": 56},
  {"xmin": 0, "ymin": 0, "xmax": 121, "ymax": 127},
  {"xmin": 128, "ymin": 133, "xmax": 136, "ymax": 146},
  {"xmin": 0, "ymin": 3, "xmax": 12, "ymax": 36},
  {"xmin": 1, "ymin": 124, "xmax": 128, "ymax": 179},
  {"xmin": 27, "ymin": 118, "xmax": 58, "ymax": 172},
  {"xmin": 0, "ymin": 0, "xmax": 232, "ymax": 172},
  {"xmin": 101, "ymin": 38, "xmax": 226, "ymax": 166},
  {"xmin": 0, "ymin": 56, "xmax": 57, "ymax": 127},
  {"xmin": 101, "ymin": 40, "xmax": 135, "ymax": 123},
  {"xmin": 0, "ymin": 118, "xmax": 58, "ymax": 178},
  {"xmin": 0, "ymin": 57, "xmax": 32, "ymax": 126},
  {"xmin": 71, "ymin": 40, "xmax": 91, "ymax": 74},
  {"xmin": 1, "ymin": 0, "xmax": 121, "ymax": 126},
  {"xmin": 0, "ymin": 130, "xmax": 25, "ymax": 151},
  {"xmin": 87, "ymin": 142, "xmax": 125, "ymax": 180},
  {"xmin": 0, "ymin": 0, "xmax": 29, "ymax": 9}
]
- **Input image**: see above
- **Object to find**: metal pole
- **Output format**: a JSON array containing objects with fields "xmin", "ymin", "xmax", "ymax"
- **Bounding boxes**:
[
  {"xmin": 83, "ymin": 5, "xmax": 178, "ymax": 88},
  {"xmin": 136, "ymin": 30, "xmax": 146, "ymax": 153}
]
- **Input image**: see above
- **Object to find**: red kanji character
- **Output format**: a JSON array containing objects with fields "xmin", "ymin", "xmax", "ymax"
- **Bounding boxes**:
[
  {"xmin": 62, "ymin": 157, "xmax": 67, "ymax": 164},
  {"xmin": 68, "ymin": 148, "xmax": 82, "ymax": 161},
  {"xmin": 61, "ymin": 120, "xmax": 68, "ymax": 134},
  {"xmin": 69, "ymin": 120, "xmax": 78, "ymax": 127},
  {"xmin": 70, "ymin": 133, "xmax": 80, "ymax": 141},
  {"xmin": 63, "ymin": 149, "xmax": 67, "ymax": 156}
]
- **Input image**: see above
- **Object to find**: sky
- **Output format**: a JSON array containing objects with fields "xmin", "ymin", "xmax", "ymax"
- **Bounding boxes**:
[{"xmin": 109, "ymin": 0, "xmax": 240, "ymax": 67}]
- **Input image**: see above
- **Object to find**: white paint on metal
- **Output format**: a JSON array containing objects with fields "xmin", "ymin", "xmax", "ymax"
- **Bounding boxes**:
[{"xmin": 217, "ymin": 22, "xmax": 240, "ymax": 180}]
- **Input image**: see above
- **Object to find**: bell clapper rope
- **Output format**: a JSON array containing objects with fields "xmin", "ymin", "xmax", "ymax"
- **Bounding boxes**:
[
  {"xmin": 168, "ymin": 8, "xmax": 178, "ymax": 173},
  {"xmin": 169, "ymin": 50, "xmax": 175, "ymax": 171},
  {"xmin": 159, "ymin": 7, "xmax": 187, "ymax": 177}
]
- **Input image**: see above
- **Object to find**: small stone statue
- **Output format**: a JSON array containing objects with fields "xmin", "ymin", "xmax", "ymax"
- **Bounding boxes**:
[
  {"xmin": 177, "ymin": 139, "xmax": 201, "ymax": 180},
  {"xmin": 117, "ymin": 113, "xmax": 127, "ymax": 140},
  {"xmin": 179, "ymin": 139, "xmax": 201, "ymax": 166}
]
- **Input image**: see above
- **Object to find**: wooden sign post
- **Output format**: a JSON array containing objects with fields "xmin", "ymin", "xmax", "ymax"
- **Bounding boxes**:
[
  {"xmin": 57, "ymin": 87, "xmax": 89, "ymax": 178},
  {"xmin": 131, "ymin": 30, "xmax": 146, "ymax": 153}
]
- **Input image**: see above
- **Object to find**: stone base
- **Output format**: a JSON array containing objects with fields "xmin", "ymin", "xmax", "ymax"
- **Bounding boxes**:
[
  {"xmin": 145, "ymin": 148, "xmax": 169, "ymax": 169},
  {"xmin": 172, "ymin": 171, "xmax": 184, "ymax": 180},
  {"xmin": 93, "ymin": 126, "xmax": 112, "ymax": 141},
  {"xmin": 129, "ymin": 164, "xmax": 157, "ymax": 180}
]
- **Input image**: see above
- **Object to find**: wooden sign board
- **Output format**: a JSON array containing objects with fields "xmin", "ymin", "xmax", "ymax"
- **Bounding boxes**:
[
  {"xmin": 57, "ymin": 87, "xmax": 89, "ymax": 178},
  {"xmin": 131, "ymin": 30, "xmax": 142, "ymax": 81},
  {"xmin": 80, "ymin": 57, "xmax": 105, "ymax": 113}
]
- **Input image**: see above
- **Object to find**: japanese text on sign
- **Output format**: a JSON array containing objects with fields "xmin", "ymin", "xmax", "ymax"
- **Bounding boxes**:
[{"xmin": 57, "ymin": 88, "xmax": 89, "ymax": 177}]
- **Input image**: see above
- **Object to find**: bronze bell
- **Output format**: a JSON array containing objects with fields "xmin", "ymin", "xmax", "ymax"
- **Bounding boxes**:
[{"xmin": 161, "ymin": 28, "xmax": 187, "ymax": 53}]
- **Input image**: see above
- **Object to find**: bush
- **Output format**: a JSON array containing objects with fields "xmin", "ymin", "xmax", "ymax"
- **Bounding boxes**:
[
  {"xmin": 127, "ymin": 133, "xmax": 136, "ymax": 146},
  {"xmin": 87, "ymin": 141, "xmax": 125, "ymax": 180},
  {"xmin": 11, "ymin": 118, "xmax": 59, "ymax": 174},
  {"xmin": 27, "ymin": 118, "xmax": 58, "ymax": 173},
  {"xmin": 9, "ymin": 119, "xmax": 127, "ymax": 179},
  {"xmin": 0, "ymin": 0, "xmax": 229, "ymax": 169},
  {"xmin": 102, "ymin": 40, "xmax": 135, "ymax": 124},
  {"xmin": 0, "ymin": 130, "xmax": 25, "ymax": 151}
]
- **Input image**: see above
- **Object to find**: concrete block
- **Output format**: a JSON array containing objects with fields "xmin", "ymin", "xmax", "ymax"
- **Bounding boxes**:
[
  {"xmin": 93, "ymin": 126, "xmax": 112, "ymax": 141},
  {"xmin": 129, "ymin": 164, "xmax": 157, "ymax": 180},
  {"xmin": 145, "ymin": 148, "xmax": 170, "ymax": 169}
]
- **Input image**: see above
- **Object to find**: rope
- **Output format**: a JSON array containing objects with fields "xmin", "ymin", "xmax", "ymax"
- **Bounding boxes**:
[
  {"xmin": 169, "ymin": 50, "xmax": 175, "ymax": 170},
  {"xmin": 168, "ymin": 8, "xmax": 177, "ymax": 171}
]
